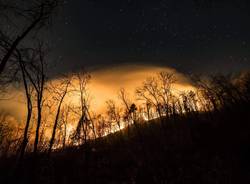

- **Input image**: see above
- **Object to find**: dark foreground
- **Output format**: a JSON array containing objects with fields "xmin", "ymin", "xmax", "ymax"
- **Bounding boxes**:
[{"xmin": 1, "ymin": 103, "xmax": 250, "ymax": 184}]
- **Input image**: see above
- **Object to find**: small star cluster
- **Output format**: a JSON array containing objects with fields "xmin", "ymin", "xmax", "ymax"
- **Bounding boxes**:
[{"xmin": 53, "ymin": 0, "xmax": 250, "ymax": 74}]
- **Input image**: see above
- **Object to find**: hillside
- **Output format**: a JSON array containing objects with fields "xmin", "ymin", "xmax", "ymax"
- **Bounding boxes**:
[{"xmin": 1, "ymin": 101, "xmax": 250, "ymax": 184}]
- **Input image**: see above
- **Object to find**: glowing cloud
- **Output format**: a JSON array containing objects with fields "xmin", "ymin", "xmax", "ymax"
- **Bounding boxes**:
[{"xmin": 0, "ymin": 64, "xmax": 194, "ymax": 120}]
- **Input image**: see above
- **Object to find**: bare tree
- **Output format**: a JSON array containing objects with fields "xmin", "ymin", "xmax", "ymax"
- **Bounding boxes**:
[
  {"xmin": 0, "ymin": 0, "xmax": 62, "ymax": 75},
  {"xmin": 191, "ymin": 75, "xmax": 218, "ymax": 112},
  {"xmin": 143, "ymin": 100, "xmax": 152, "ymax": 120},
  {"xmin": 158, "ymin": 72, "xmax": 176, "ymax": 117},
  {"xmin": 0, "ymin": 111, "xmax": 21, "ymax": 157},
  {"xmin": 129, "ymin": 103, "xmax": 138, "ymax": 123},
  {"xmin": 106, "ymin": 99, "xmax": 121, "ymax": 131},
  {"xmin": 48, "ymin": 76, "xmax": 71, "ymax": 156},
  {"xmin": 16, "ymin": 49, "xmax": 34, "ymax": 161},
  {"xmin": 136, "ymin": 77, "xmax": 163, "ymax": 120},
  {"xmin": 21, "ymin": 43, "xmax": 47, "ymax": 154},
  {"xmin": 60, "ymin": 105, "xmax": 71, "ymax": 149},
  {"xmin": 94, "ymin": 114, "xmax": 107, "ymax": 137},
  {"xmin": 72, "ymin": 71, "xmax": 93, "ymax": 145},
  {"xmin": 118, "ymin": 88, "xmax": 133, "ymax": 135}
]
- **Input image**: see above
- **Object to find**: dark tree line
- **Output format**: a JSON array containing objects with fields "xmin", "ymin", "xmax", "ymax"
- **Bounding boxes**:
[
  {"xmin": 1, "ymin": 1, "xmax": 250, "ymax": 180},
  {"xmin": 2, "ymin": 54, "xmax": 250, "ymax": 161}
]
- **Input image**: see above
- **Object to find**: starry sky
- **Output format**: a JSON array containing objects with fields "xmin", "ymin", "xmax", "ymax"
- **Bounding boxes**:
[{"xmin": 51, "ymin": 0, "xmax": 250, "ymax": 75}]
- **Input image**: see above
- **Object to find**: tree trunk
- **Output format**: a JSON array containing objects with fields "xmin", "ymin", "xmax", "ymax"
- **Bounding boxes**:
[
  {"xmin": 33, "ymin": 102, "xmax": 42, "ymax": 155},
  {"xmin": 0, "ymin": 11, "xmax": 43, "ymax": 75},
  {"xmin": 18, "ymin": 54, "xmax": 32, "ymax": 163},
  {"xmin": 48, "ymin": 98, "xmax": 64, "ymax": 156}
]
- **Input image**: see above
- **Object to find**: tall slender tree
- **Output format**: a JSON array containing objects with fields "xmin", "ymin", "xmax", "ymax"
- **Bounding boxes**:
[{"xmin": 48, "ymin": 76, "xmax": 71, "ymax": 156}]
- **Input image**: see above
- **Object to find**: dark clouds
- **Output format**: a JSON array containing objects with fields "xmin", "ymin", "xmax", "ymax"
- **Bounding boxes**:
[{"xmin": 51, "ymin": 0, "xmax": 250, "ymax": 74}]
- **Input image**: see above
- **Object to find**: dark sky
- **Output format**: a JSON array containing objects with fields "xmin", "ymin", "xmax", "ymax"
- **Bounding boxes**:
[{"xmin": 51, "ymin": 0, "xmax": 250, "ymax": 74}]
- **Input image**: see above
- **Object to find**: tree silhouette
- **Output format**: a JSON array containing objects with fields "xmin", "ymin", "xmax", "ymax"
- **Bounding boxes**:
[
  {"xmin": 106, "ymin": 99, "xmax": 121, "ymax": 131},
  {"xmin": 16, "ymin": 48, "xmax": 34, "ymax": 162},
  {"xmin": 48, "ymin": 76, "xmax": 71, "ymax": 156},
  {"xmin": 118, "ymin": 88, "xmax": 133, "ymax": 135},
  {"xmin": 0, "ymin": 0, "xmax": 62, "ymax": 75}
]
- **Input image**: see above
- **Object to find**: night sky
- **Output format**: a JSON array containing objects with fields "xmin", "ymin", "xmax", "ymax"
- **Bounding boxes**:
[{"xmin": 51, "ymin": 0, "xmax": 250, "ymax": 75}]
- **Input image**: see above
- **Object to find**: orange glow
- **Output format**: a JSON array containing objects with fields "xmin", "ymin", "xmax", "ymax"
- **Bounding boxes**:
[
  {"xmin": 0, "ymin": 64, "xmax": 194, "ymax": 117},
  {"xmin": 86, "ymin": 64, "xmax": 195, "ymax": 113},
  {"xmin": 0, "ymin": 64, "xmax": 197, "ymax": 146}
]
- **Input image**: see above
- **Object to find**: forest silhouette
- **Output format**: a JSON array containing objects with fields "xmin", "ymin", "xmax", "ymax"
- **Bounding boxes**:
[{"xmin": 1, "ymin": 0, "xmax": 250, "ymax": 184}]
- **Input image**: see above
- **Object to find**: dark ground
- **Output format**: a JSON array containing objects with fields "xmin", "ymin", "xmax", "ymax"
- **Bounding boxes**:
[{"xmin": 1, "ymin": 102, "xmax": 250, "ymax": 184}]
